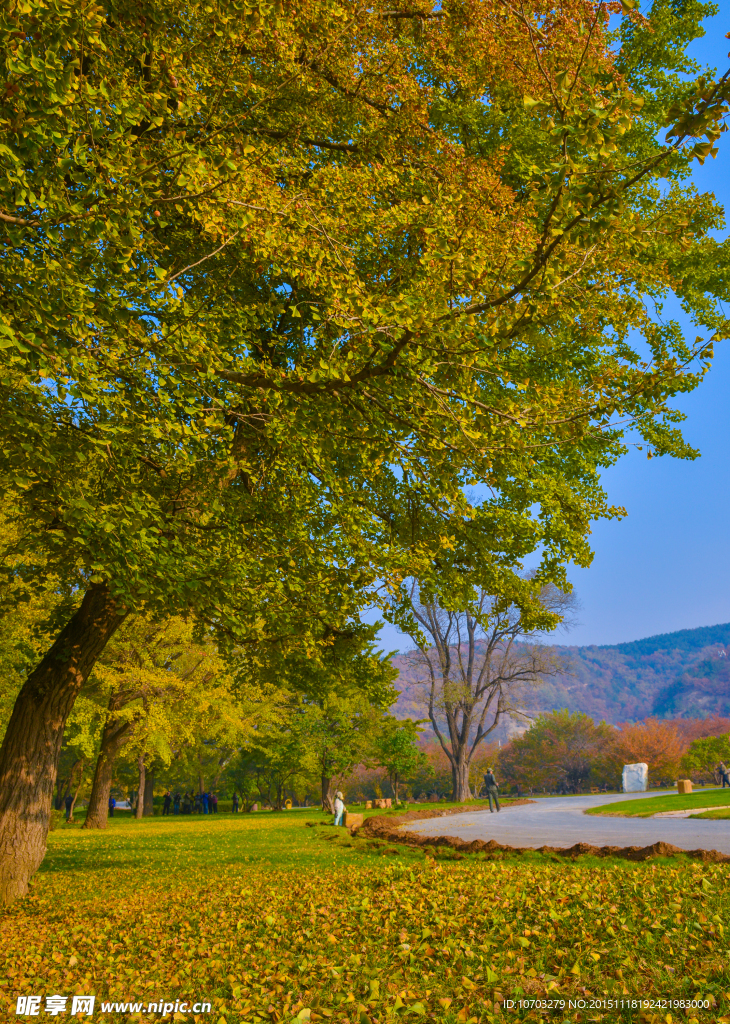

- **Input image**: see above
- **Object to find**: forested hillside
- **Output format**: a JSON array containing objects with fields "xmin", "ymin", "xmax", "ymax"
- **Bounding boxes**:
[{"xmin": 392, "ymin": 622, "xmax": 730, "ymax": 727}]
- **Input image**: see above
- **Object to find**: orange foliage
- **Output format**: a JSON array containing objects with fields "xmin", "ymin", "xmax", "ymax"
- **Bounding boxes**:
[
  {"xmin": 610, "ymin": 718, "xmax": 686, "ymax": 784},
  {"xmin": 669, "ymin": 716, "xmax": 730, "ymax": 743}
]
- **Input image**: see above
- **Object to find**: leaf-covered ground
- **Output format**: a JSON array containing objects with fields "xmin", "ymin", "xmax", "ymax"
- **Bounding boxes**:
[{"xmin": 1, "ymin": 812, "xmax": 729, "ymax": 1023}]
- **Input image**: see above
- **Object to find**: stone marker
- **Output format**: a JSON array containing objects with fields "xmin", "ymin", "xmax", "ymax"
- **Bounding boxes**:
[
  {"xmin": 622, "ymin": 763, "xmax": 648, "ymax": 793},
  {"xmin": 677, "ymin": 779, "xmax": 693, "ymax": 795},
  {"xmin": 365, "ymin": 800, "xmax": 372, "ymax": 810},
  {"xmin": 345, "ymin": 812, "xmax": 364, "ymax": 830},
  {"xmin": 384, "ymin": 798, "xmax": 392, "ymax": 808},
  {"xmin": 251, "ymin": 803, "xmax": 258, "ymax": 812}
]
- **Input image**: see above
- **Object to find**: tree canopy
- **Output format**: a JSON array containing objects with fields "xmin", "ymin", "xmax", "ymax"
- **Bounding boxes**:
[{"xmin": 2, "ymin": 0, "xmax": 729, "ymax": 642}]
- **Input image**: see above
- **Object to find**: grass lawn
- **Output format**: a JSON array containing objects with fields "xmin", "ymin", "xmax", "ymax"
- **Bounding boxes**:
[
  {"xmin": 1, "ymin": 810, "xmax": 729, "ymax": 1023},
  {"xmin": 585, "ymin": 789, "xmax": 730, "ymax": 818}
]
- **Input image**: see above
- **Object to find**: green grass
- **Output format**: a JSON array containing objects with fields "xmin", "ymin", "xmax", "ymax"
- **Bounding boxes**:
[
  {"xmin": 2, "ymin": 809, "xmax": 730, "ymax": 1023},
  {"xmin": 690, "ymin": 807, "xmax": 730, "ymax": 820},
  {"xmin": 585, "ymin": 788, "xmax": 730, "ymax": 817}
]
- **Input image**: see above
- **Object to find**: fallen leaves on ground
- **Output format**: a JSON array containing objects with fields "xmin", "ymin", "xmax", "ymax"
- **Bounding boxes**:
[{"xmin": 0, "ymin": 814, "xmax": 729, "ymax": 1022}]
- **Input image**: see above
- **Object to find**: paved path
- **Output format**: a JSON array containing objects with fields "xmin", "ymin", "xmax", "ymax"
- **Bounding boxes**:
[{"xmin": 403, "ymin": 792, "xmax": 730, "ymax": 854}]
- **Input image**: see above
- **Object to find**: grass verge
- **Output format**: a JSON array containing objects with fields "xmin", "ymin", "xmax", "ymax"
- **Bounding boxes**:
[
  {"xmin": 1, "ymin": 811, "xmax": 729, "ymax": 1023},
  {"xmin": 585, "ymin": 789, "xmax": 730, "ymax": 818}
]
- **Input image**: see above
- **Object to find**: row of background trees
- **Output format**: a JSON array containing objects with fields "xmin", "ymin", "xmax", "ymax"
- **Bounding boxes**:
[{"xmin": 6, "ymin": 533, "xmax": 730, "ymax": 824}]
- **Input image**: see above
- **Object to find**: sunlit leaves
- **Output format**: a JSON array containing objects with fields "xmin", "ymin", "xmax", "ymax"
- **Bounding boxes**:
[{"xmin": 2, "ymin": 814, "xmax": 729, "ymax": 1021}]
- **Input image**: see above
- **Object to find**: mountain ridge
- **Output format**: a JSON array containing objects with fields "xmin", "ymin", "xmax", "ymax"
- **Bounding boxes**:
[{"xmin": 391, "ymin": 620, "xmax": 730, "ymax": 729}]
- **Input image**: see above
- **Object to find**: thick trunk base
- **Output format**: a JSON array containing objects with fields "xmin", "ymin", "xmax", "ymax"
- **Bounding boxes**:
[
  {"xmin": 0, "ymin": 585, "xmax": 125, "ymax": 904},
  {"xmin": 451, "ymin": 759, "xmax": 472, "ymax": 803}
]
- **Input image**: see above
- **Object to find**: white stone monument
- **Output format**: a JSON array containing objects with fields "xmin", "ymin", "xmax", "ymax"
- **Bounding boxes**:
[{"xmin": 622, "ymin": 762, "xmax": 648, "ymax": 793}]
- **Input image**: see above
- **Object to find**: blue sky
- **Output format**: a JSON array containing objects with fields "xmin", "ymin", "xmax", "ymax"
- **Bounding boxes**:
[{"xmin": 373, "ymin": 5, "xmax": 730, "ymax": 653}]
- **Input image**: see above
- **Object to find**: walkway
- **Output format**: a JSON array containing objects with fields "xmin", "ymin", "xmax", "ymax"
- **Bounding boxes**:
[{"xmin": 403, "ymin": 792, "xmax": 730, "ymax": 854}]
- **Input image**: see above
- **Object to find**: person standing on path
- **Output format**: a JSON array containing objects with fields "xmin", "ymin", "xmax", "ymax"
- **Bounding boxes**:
[
  {"xmin": 202, "ymin": 791, "xmax": 210, "ymax": 814},
  {"xmin": 232, "ymin": 792, "xmax": 239, "ymax": 814},
  {"xmin": 108, "ymin": 795, "xmax": 116, "ymax": 817},
  {"xmin": 333, "ymin": 791, "xmax": 346, "ymax": 827},
  {"xmin": 483, "ymin": 769, "xmax": 500, "ymax": 813},
  {"xmin": 163, "ymin": 791, "xmax": 172, "ymax": 816},
  {"xmin": 173, "ymin": 792, "xmax": 181, "ymax": 814},
  {"xmin": 719, "ymin": 763, "xmax": 730, "ymax": 788}
]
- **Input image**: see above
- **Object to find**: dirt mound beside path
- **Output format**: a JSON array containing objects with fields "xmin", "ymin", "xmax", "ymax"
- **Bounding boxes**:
[{"xmin": 357, "ymin": 808, "xmax": 730, "ymax": 864}]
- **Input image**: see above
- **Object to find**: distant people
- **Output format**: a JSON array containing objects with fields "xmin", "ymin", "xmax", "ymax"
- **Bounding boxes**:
[
  {"xmin": 232, "ymin": 793, "xmax": 239, "ymax": 814},
  {"xmin": 64, "ymin": 794, "xmax": 73, "ymax": 821},
  {"xmin": 163, "ymin": 791, "xmax": 172, "ymax": 816},
  {"xmin": 108, "ymin": 795, "xmax": 116, "ymax": 817},
  {"xmin": 333, "ymin": 791, "xmax": 346, "ymax": 827},
  {"xmin": 211, "ymin": 793, "xmax": 218, "ymax": 813},
  {"xmin": 483, "ymin": 768, "xmax": 500, "ymax": 813},
  {"xmin": 202, "ymin": 791, "xmax": 209, "ymax": 814},
  {"xmin": 182, "ymin": 793, "xmax": 192, "ymax": 814},
  {"xmin": 173, "ymin": 792, "xmax": 181, "ymax": 815},
  {"xmin": 719, "ymin": 763, "xmax": 730, "ymax": 788},
  {"xmin": 194, "ymin": 793, "xmax": 202, "ymax": 814}
]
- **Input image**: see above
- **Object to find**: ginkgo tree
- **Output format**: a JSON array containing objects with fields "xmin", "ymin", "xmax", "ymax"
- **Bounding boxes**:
[
  {"xmin": 1, "ymin": 0, "xmax": 729, "ymax": 902},
  {"xmin": 81, "ymin": 614, "xmax": 258, "ymax": 829}
]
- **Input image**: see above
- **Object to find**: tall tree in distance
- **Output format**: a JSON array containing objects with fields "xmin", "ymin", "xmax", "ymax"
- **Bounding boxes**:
[{"xmin": 402, "ymin": 582, "xmax": 574, "ymax": 800}]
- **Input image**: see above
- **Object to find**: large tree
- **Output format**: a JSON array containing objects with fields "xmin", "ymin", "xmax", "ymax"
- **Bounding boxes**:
[
  {"xmin": 402, "ymin": 582, "xmax": 571, "ymax": 800},
  {"xmin": 1, "ymin": 0, "xmax": 729, "ymax": 901}
]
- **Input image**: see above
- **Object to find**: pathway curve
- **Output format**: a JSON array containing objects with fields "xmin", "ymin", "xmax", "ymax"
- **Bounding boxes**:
[{"xmin": 403, "ymin": 792, "xmax": 730, "ymax": 854}]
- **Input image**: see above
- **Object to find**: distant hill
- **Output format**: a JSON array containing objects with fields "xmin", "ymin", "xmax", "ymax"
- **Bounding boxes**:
[{"xmin": 391, "ymin": 621, "xmax": 730, "ymax": 729}]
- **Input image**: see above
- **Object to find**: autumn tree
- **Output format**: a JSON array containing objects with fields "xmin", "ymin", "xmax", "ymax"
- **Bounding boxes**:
[
  {"xmin": 2, "ymin": 0, "xmax": 729, "ymax": 901},
  {"xmin": 609, "ymin": 717, "xmax": 686, "ymax": 787},
  {"xmin": 402, "ymin": 582, "xmax": 572, "ymax": 800},
  {"xmin": 81, "ymin": 615, "xmax": 249, "ymax": 828},
  {"xmin": 499, "ymin": 709, "xmax": 615, "ymax": 793}
]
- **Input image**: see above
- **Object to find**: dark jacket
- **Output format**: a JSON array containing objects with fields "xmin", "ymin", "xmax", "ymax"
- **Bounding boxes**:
[{"xmin": 484, "ymin": 771, "xmax": 499, "ymax": 790}]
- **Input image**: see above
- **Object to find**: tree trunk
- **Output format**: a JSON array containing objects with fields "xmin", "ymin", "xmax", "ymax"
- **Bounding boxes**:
[
  {"xmin": 55, "ymin": 756, "xmax": 82, "ymax": 810},
  {"xmin": 82, "ymin": 717, "xmax": 134, "ymax": 830},
  {"xmin": 321, "ymin": 774, "xmax": 335, "ymax": 813},
  {"xmin": 0, "ymin": 584, "xmax": 126, "ymax": 905},
  {"xmin": 143, "ymin": 770, "xmax": 155, "ymax": 816},
  {"xmin": 451, "ymin": 754, "xmax": 472, "ymax": 802},
  {"xmin": 135, "ymin": 756, "xmax": 146, "ymax": 819},
  {"xmin": 68, "ymin": 765, "xmax": 86, "ymax": 822}
]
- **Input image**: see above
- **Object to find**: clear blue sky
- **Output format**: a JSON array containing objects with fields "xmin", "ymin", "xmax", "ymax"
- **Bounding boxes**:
[{"xmin": 373, "ymin": 6, "xmax": 730, "ymax": 653}]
